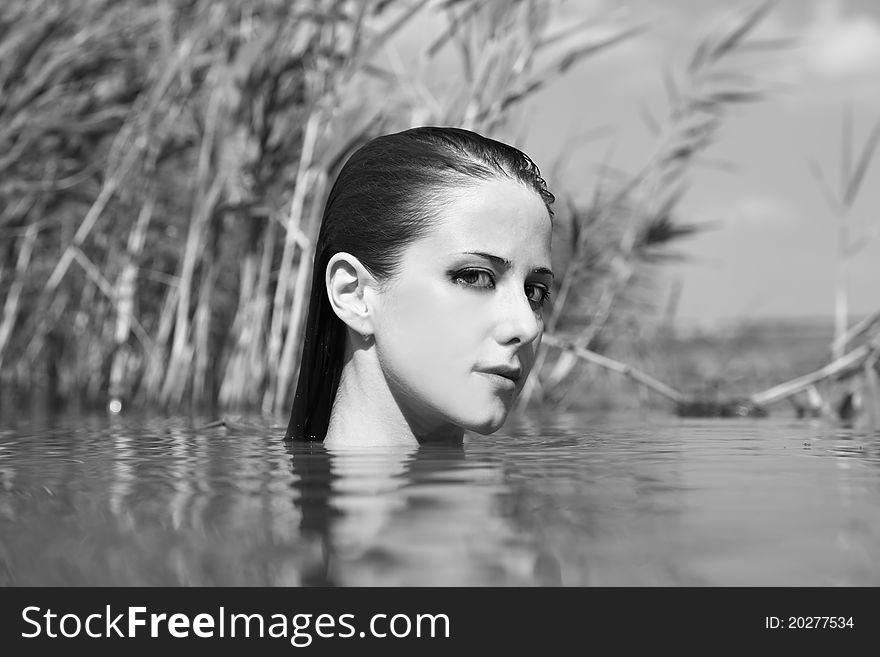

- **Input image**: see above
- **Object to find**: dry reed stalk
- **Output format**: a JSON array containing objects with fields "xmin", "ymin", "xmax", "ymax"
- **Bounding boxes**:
[
  {"xmin": 809, "ymin": 110, "xmax": 880, "ymax": 361},
  {"xmin": 140, "ymin": 284, "xmax": 179, "ymax": 402},
  {"xmin": 458, "ymin": 15, "xmax": 514, "ymax": 129},
  {"xmin": 191, "ymin": 80, "xmax": 244, "ymax": 407},
  {"xmin": 831, "ymin": 308, "xmax": 880, "ymax": 354},
  {"xmin": 475, "ymin": 24, "xmax": 645, "ymax": 131},
  {"xmin": 67, "ymin": 271, "xmax": 101, "ymax": 404},
  {"xmin": 0, "ymin": 195, "xmax": 35, "ymax": 237},
  {"xmin": 109, "ymin": 195, "xmax": 155, "ymax": 401},
  {"xmin": 218, "ymin": 211, "xmax": 277, "ymax": 408},
  {"xmin": 832, "ymin": 238, "xmax": 848, "ymax": 363},
  {"xmin": 541, "ymin": 334, "xmax": 685, "ymax": 403},
  {"xmin": 274, "ymin": 170, "xmax": 329, "ymax": 414},
  {"xmin": 20, "ymin": 286, "xmax": 68, "ymax": 378},
  {"xmin": 350, "ymin": 0, "xmax": 433, "ymax": 79},
  {"xmin": 18, "ymin": 1, "xmax": 207, "ymax": 403},
  {"xmin": 0, "ymin": 222, "xmax": 38, "ymax": 372},
  {"xmin": 38, "ymin": 9, "xmax": 193, "ymax": 293},
  {"xmin": 264, "ymin": 110, "xmax": 323, "ymax": 413},
  {"xmin": 161, "ymin": 43, "xmax": 233, "ymax": 405},
  {"xmin": 159, "ymin": 176, "xmax": 225, "ymax": 406},
  {"xmin": 244, "ymin": 217, "xmax": 277, "ymax": 404},
  {"xmin": 217, "ymin": 239, "xmax": 260, "ymax": 407},
  {"xmin": 192, "ymin": 241, "xmax": 219, "ymax": 407},
  {"xmin": 434, "ymin": 0, "xmax": 642, "ymax": 132},
  {"xmin": 43, "ymin": 131, "xmax": 136, "ymax": 293},
  {"xmin": 863, "ymin": 352, "xmax": 880, "ymax": 431},
  {"xmin": 131, "ymin": 29, "xmax": 227, "ymax": 404},
  {"xmin": 553, "ymin": 358, "xmax": 599, "ymax": 415},
  {"xmin": 85, "ymin": 280, "xmax": 117, "ymax": 403},
  {"xmin": 70, "ymin": 247, "xmax": 117, "ymax": 302},
  {"xmin": 749, "ymin": 344, "xmax": 874, "ymax": 406}
]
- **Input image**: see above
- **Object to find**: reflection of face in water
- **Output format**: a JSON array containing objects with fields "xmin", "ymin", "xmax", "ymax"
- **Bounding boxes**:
[{"xmin": 286, "ymin": 440, "xmax": 561, "ymax": 586}]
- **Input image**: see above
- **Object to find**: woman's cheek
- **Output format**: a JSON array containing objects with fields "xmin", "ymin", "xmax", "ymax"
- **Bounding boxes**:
[{"xmin": 381, "ymin": 284, "xmax": 482, "ymax": 380}]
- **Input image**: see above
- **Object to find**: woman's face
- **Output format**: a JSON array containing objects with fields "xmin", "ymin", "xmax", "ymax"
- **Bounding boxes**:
[{"xmin": 370, "ymin": 176, "xmax": 553, "ymax": 436}]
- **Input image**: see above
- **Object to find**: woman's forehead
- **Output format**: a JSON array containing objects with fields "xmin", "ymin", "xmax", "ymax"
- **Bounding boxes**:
[{"xmin": 421, "ymin": 178, "xmax": 552, "ymax": 256}]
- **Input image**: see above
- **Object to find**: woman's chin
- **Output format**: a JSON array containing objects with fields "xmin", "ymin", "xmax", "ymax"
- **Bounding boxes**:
[{"xmin": 461, "ymin": 409, "xmax": 509, "ymax": 435}]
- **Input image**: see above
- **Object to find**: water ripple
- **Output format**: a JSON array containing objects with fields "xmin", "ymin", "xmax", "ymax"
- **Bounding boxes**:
[{"xmin": 0, "ymin": 411, "xmax": 879, "ymax": 585}]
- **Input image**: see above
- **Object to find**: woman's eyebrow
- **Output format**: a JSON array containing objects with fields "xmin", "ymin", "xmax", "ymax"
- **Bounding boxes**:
[{"xmin": 461, "ymin": 251, "xmax": 554, "ymax": 280}]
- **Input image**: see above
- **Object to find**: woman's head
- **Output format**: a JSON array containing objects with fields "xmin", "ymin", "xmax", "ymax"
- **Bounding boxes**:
[{"xmin": 286, "ymin": 126, "xmax": 555, "ymax": 442}]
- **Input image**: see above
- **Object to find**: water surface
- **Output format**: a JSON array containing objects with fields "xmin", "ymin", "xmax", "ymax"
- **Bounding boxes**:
[{"xmin": 1, "ymin": 411, "xmax": 878, "ymax": 586}]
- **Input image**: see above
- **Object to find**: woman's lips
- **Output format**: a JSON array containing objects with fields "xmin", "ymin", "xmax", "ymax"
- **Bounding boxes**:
[
  {"xmin": 476, "ymin": 365, "xmax": 522, "ymax": 382},
  {"xmin": 477, "ymin": 371, "xmax": 518, "ymax": 390}
]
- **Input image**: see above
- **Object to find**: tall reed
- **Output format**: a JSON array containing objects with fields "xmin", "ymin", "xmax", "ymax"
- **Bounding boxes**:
[
  {"xmin": 0, "ymin": 0, "xmax": 647, "ymax": 415},
  {"xmin": 808, "ymin": 108, "xmax": 880, "ymax": 361},
  {"xmin": 805, "ymin": 109, "xmax": 880, "ymax": 424}
]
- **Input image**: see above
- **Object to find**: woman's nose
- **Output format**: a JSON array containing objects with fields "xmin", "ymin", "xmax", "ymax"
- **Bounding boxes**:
[{"xmin": 494, "ymin": 284, "xmax": 542, "ymax": 346}]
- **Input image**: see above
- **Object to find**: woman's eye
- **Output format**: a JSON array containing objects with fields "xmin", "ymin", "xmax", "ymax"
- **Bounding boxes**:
[
  {"xmin": 454, "ymin": 269, "xmax": 495, "ymax": 288},
  {"xmin": 526, "ymin": 284, "xmax": 551, "ymax": 308}
]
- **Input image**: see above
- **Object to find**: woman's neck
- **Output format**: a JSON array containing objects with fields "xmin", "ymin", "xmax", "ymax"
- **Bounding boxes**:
[{"xmin": 324, "ymin": 347, "xmax": 464, "ymax": 448}]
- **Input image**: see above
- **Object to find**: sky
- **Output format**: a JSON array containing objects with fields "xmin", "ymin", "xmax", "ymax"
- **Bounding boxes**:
[{"xmin": 514, "ymin": 0, "xmax": 880, "ymax": 326}]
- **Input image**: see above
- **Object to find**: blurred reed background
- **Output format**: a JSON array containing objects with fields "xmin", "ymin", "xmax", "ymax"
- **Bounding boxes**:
[{"xmin": 0, "ymin": 0, "xmax": 877, "ymax": 422}]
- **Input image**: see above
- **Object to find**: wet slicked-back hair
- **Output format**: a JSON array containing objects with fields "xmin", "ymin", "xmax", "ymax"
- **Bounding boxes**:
[{"xmin": 285, "ymin": 126, "xmax": 554, "ymax": 441}]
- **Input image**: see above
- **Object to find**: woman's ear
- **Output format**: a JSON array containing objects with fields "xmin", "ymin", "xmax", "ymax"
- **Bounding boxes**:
[{"xmin": 325, "ymin": 252, "xmax": 378, "ymax": 337}]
